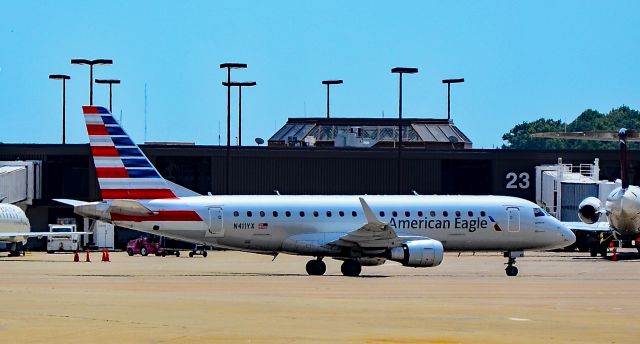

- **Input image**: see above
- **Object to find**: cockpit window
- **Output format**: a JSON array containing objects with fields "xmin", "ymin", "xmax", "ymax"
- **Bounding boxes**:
[{"xmin": 533, "ymin": 208, "xmax": 546, "ymax": 217}]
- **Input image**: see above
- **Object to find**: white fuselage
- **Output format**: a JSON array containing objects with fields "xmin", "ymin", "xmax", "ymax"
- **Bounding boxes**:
[
  {"xmin": 108, "ymin": 194, "xmax": 574, "ymax": 257},
  {"xmin": 0, "ymin": 204, "xmax": 31, "ymax": 243},
  {"xmin": 605, "ymin": 185, "xmax": 640, "ymax": 237}
]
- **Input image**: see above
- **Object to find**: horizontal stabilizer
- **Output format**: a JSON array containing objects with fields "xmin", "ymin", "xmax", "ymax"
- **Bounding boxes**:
[{"xmin": 54, "ymin": 199, "xmax": 89, "ymax": 207}]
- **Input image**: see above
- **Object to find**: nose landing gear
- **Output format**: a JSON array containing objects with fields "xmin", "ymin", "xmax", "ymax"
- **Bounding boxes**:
[{"xmin": 504, "ymin": 251, "xmax": 524, "ymax": 277}]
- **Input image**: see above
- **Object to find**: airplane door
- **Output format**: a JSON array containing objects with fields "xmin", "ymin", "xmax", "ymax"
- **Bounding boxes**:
[
  {"xmin": 207, "ymin": 208, "xmax": 224, "ymax": 237},
  {"xmin": 507, "ymin": 207, "xmax": 520, "ymax": 232}
]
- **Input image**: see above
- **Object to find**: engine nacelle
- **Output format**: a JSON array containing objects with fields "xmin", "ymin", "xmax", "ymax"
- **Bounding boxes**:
[
  {"xmin": 389, "ymin": 239, "xmax": 444, "ymax": 267},
  {"xmin": 578, "ymin": 197, "xmax": 602, "ymax": 224}
]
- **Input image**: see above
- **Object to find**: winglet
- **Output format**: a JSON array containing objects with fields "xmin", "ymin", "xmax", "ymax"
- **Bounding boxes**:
[{"xmin": 359, "ymin": 197, "xmax": 384, "ymax": 225}]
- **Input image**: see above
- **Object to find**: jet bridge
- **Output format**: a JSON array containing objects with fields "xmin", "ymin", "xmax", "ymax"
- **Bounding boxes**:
[
  {"xmin": 535, "ymin": 158, "xmax": 616, "ymax": 222},
  {"xmin": 0, "ymin": 161, "xmax": 41, "ymax": 205}
]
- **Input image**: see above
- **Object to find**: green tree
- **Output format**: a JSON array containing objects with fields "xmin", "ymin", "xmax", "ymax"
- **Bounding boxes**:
[{"xmin": 502, "ymin": 106, "xmax": 640, "ymax": 149}]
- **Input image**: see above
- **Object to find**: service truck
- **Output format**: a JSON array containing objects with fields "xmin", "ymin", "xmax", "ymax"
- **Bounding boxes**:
[{"xmin": 47, "ymin": 223, "xmax": 81, "ymax": 253}]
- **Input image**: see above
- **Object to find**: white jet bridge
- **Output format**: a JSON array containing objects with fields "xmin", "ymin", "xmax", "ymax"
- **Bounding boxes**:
[
  {"xmin": 0, "ymin": 161, "xmax": 41, "ymax": 205},
  {"xmin": 535, "ymin": 158, "xmax": 616, "ymax": 222}
]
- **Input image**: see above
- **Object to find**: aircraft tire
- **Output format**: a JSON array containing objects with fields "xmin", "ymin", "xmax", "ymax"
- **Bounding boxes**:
[
  {"xmin": 341, "ymin": 260, "xmax": 362, "ymax": 277},
  {"xmin": 305, "ymin": 259, "xmax": 326, "ymax": 276},
  {"xmin": 505, "ymin": 266, "xmax": 518, "ymax": 277}
]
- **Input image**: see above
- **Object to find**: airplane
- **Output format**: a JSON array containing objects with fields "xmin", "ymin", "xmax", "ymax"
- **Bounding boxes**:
[
  {"xmin": 0, "ymin": 202, "xmax": 87, "ymax": 256},
  {"xmin": 56, "ymin": 105, "xmax": 575, "ymax": 277},
  {"xmin": 531, "ymin": 128, "xmax": 640, "ymax": 255}
]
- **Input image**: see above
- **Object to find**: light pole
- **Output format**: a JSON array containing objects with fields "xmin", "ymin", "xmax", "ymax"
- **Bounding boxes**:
[
  {"xmin": 95, "ymin": 79, "xmax": 121, "ymax": 112},
  {"xmin": 71, "ymin": 59, "xmax": 113, "ymax": 105},
  {"xmin": 49, "ymin": 74, "xmax": 71, "ymax": 144},
  {"xmin": 219, "ymin": 63, "xmax": 247, "ymax": 195},
  {"xmin": 442, "ymin": 78, "xmax": 464, "ymax": 121},
  {"xmin": 391, "ymin": 67, "xmax": 418, "ymax": 194},
  {"xmin": 321, "ymin": 80, "xmax": 343, "ymax": 118},
  {"xmin": 222, "ymin": 81, "xmax": 256, "ymax": 147}
]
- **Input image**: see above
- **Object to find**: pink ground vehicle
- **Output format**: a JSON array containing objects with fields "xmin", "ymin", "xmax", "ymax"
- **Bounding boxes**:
[{"xmin": 126, "ymin": 237, "xmax": 180, "ymax": 257}]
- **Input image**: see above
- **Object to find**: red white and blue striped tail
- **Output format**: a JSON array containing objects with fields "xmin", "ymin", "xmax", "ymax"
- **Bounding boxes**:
[{"xmin": 83, "ymin": 105, "xmax": 177, "ymax": 200}]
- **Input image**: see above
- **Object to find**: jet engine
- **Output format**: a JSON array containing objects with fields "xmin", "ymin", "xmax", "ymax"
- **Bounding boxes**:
[
  {"xmin": 578, "ymin": 197, "xmax": 602, "ymax": 224},
  {"xmin": 389, "ymin": 239, "xmax": 444, "ymax": 267}
]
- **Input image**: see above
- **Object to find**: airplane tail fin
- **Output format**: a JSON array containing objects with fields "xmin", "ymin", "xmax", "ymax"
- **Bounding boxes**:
[{"xmin": 83, "ymin": 106, "xmax": 179, "ymax": 200}]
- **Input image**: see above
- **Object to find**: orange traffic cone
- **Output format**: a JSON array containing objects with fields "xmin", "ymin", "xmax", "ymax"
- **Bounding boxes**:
[
  {"xmin": 612, "ymin": 247, "xmax": 618, "ymax": 261},
  {"xmin": 105, "ymin": 249, "xmax": 110, "ymax": 262},
  {"xmin": 101, "ymin": 249, "xmax": 106, "ymax": 261},
  {"xmin": 85, "ymin": 249, "xmax": 91, "ymax": 262},
  {"xmin": 73, "ymin": 251, "xmax": 79, "ymax": 262}
]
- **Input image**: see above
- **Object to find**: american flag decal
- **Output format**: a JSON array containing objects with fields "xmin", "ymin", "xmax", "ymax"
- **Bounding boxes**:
[{"xmin": 258, "ymin": 223, "xmax": 269, "ymax": 230}]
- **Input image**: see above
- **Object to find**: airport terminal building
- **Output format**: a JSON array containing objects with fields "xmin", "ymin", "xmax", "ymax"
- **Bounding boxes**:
[{"xmin": 0, "ymin": 117, "xmax": 633, "ymax": 249}]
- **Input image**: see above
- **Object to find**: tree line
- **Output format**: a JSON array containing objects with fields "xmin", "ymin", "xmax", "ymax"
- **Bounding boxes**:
[{"xmin": 501, "ymin": 106, "xmax": 640, "ymax": 149}]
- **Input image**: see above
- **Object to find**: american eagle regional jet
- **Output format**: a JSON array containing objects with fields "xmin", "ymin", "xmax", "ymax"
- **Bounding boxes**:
[{"xmin": 57, "ymin": 106, "xmax": 575, "ymax": 276}]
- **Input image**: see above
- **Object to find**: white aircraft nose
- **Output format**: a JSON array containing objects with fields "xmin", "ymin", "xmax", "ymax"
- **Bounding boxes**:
[{"xmin": 560, "ymin": 223, "xmax": 576, "ymax": 245}]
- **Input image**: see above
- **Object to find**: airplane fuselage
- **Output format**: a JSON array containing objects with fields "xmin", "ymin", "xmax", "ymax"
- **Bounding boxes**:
[
  {"xmin": 606, "ymin": 185, "xmax": 640, "ymax": 237},
  {"xmin": 104, "ymin": 195, "xmax": 573, "ymax": 257},
  {"xmin": 0, "ymin": 204, "xmax": 30, "ymax": 243}
]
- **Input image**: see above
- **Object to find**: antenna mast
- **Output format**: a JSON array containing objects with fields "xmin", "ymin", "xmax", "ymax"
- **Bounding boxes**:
[{"xmin": 144, "ymin": 83, "xmax": 148, "ymax": 142}]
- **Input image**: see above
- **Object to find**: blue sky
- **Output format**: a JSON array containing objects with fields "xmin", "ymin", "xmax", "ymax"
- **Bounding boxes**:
[{"xmin": 1, "ymin": 1, "xmax": 638, "ymax": 148}]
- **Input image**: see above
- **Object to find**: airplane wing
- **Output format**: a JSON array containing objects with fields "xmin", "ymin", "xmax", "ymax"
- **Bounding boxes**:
[
  {"xmin": 0, "ymin": 231, "xmax": 92, "ymax": 244},
  {"xmin": 562, "ymin": 221, "xmax": 614, "ymax": 232},
  {"xmin": 330, "ymin": 197, "xmax": 430, "ymax": 249}
]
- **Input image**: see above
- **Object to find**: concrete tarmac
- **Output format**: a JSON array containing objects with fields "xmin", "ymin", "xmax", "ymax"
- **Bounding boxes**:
[{"xmin": 0, "ymin": 250, "xmax": 637, "ymax": 343}]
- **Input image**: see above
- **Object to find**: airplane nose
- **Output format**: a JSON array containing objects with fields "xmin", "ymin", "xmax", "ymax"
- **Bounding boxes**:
[{"xmin": 561, "ymin": 224, "xmax": 576, "ymax": 245}]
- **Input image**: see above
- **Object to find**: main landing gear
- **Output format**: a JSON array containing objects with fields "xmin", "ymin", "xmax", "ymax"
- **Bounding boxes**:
[
  {"xmin": 305, "ymin": 257, "xmax": 326, "ymax": 275},
  {"xmin": 340, "ymin": 259, "xmax": 362, "ymax": 277},
  {"xmin": 504, "ymin": 251, "xmax": 524, "ymax": 277}
]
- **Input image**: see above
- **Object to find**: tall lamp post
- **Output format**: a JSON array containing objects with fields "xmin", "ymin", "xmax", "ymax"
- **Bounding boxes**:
[
  {"xmin": 442, "ymin": 78, "xmax": 464, "ymax": 121},
  {"xmin": 391, "ymin": 67, "xmax": 418, "ymax": 194},
  {"xmin": 70, "ymin": 59, "xmax": 113, "ymax": 105},
  {"xmin": 49, "ymin": 74, "xmax": 71, "ymax": 144},
  {"xmin": 222, "ymin": 81, "xmax": 256, "ymax": 147},
  {"xmin": 219, "ymin": 63, "xmax": 247, "ymax": 195},
  {"xmin": 321, "ymin": 79, "xmax": 343, "ymax": 118},
  {"xmin": 95, "ymin": 79, "xmax": 121, "ymax": 112}
]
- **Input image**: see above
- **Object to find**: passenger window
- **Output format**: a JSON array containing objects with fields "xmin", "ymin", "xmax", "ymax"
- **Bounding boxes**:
[
  {"xmin": 259, "ymin": 211, "xmax": 265, "ymax": 217},
  {"xmin": 392, "ymin": 211, "xmax": 398, "ymax": 217},
  {"xmin": 247, "ymin": 211, "xmax": 253, "ymax": 217},
  {"xmin": 233, "ymin": 211, "xmax": 239, "ymax": 217},
  {"xmin": 379, "ymin": 211, "xmax": 385, "ymax": 217},
  {"xmin": 326, "ymin": 211, "xmax": 332, "ymax": 217},
  {"xmin": 339, "ymin": 211, "xmax": 345, "ymax": 217},
  {"xmin": 285, "ymin": 211, "xmax": 291, "ymax": 217},
  {"xmin": 313, "ymin": 211, "xmax": 319, "ymax": 217},
  {"xmin": 443, "ymin": 211, "xmax": 448, "ymax": 217},
  {"xmin": 273, "ymin": 211, "xmax": 278, "ymax": 217},
  {"xmin": 405, "ymin": 211, "xmax": 410, "ymax": 217},
  {"xmin": 300, "ymin": 211, "xmax": 305, "ymax": 217},
  {"xmin": 480, "ymin": 211, "xmax": 486, "ymax": 217},
  {"xmin": 468, "ymin": 211, "xmax": 473, "ymax": 217},
  {"xmin": 455, "ymin": 211, "xmax": 461, "ymax": 217},
  {"xmin": 430, "ymin": 211, "xmax": 436, "ymax": 217},
  {"xmin": 417, "ymin": 211, "xmax": 423, "ymax": 217},
  {"xmin": 352, "ymin": 211, "xmax": 357, "ymax": 217}
]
